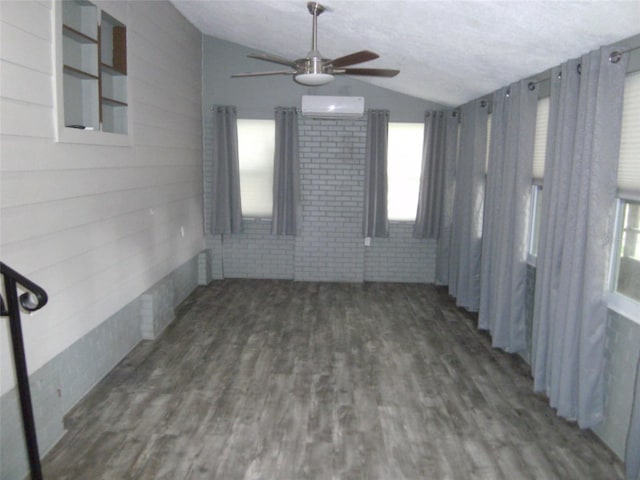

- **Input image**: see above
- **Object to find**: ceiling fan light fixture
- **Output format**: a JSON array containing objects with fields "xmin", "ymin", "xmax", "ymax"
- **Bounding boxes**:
[{"xmin": 294, "ymin": 72, "xmax": 335, "ymax": 86}]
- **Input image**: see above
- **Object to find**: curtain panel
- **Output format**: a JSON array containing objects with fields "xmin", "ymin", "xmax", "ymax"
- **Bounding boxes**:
[
  {"xmin": 448, "ymin": 100, "xmax": 488, "ymax": 311},
  {"xmin": 478, "ymin": 81, "xmax": 537, "ymax": 352},
  {"xmin": 272, "ymin": 107, "xmax": 300, "ymax": 236},
  {"xmin": 210, "ymin": 106, "xmax": 243, "ymax": 235},
  {"xmin": 363, "ymin": 109, "xmax": 390, "ymax": 237},
  {"xmin": 531, "ymin": 48, "xmax": 629, "ymax": 428},
  {"xmin": 414, "ymin": 111, "xmax": 448, "ymax": 239},
  {"xmin": 434, "ymin": 111, "xmax": 460, "ymax": 285}
]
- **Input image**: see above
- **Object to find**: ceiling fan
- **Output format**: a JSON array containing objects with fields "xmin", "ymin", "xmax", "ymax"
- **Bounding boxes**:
[{"xmin": 231, "ymin": 2, "xmax": 400, "ymax": 86}]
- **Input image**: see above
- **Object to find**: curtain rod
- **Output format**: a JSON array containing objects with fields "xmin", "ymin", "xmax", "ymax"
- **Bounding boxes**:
[{"xmin": 526, "ymin": 44, "xmax": 640, "ymax": 91}]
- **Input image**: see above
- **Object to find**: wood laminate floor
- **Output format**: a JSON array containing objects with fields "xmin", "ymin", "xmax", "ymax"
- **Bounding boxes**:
[{"xmin": 42, "ymin": 280, "xmax": 624, "ymax": 479}]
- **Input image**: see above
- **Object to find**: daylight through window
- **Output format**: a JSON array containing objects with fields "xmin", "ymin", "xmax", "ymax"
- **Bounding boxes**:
[
  {"xmin": 387, "ymin": 122, "xmax": 424, "ymax": 221},
  {"xmin": 237, "ymin": 119, "xmax": 275, "ymax": 217}
]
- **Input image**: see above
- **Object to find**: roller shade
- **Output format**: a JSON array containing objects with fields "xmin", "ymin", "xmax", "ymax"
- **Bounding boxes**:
[
  {"xmin": 532, "ymin": 97, "xmax": 549, "ymax": 180},
  {"xmin": 618, "ymin": 70, "xmax": 640, "ymax": 195}
]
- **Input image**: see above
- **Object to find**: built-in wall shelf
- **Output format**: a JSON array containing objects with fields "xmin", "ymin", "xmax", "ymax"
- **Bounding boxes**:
[
  {"xmin": 101, "ymin": 97, "xmax": 127, "ymax": 107},
  {"xmin": 62, "ymin": 24, "xmax": 97, "ymax": 44},
  {"xmin": 63, "ymin": 65, "xmax": 99, "ymax": 80},
  {"xmin": 100, "ymin": 62, "xmax": 125, "ymax": 76},
  {"xmin": 61, "ymin": 0, "xmax": 127, "ymax": 135}
]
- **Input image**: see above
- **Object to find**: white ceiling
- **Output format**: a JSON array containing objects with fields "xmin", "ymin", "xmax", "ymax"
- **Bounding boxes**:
[{"xmin": 170, "ymin": 0, "xmax": 640, "ymax": 107}]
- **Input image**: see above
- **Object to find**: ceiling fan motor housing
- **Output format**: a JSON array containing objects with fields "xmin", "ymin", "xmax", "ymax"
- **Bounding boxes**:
[{"xmin": 306, "ymin": 52, "xmax": 325, "ymax": 74}]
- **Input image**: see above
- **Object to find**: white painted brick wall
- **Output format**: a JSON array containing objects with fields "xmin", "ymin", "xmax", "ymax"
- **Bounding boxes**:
[
  {"xmin": 222, "ymin": 219, "xmax": 294, "ymax": 279},
  {"xmin": 203, "ymin": 113, "xmax": 215, "ymax": 235},
  {"xmin": 206, "ymin": 235, "xmax": 224, "ymax": 280},
  {"xmin": 364, "ymin": 222, "xmax": 436, "ymax": 283},
  {"xmin": 294, "ymin": 117, "xmax": 366, "ymax": 282}
]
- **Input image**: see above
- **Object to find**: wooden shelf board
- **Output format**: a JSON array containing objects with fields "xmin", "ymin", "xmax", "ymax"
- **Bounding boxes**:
[
  {"xmin": 64, "ymin": 65, "xmax": 99, "ymax": 80},
  {"xmin": 101, "ymin": 96, "xmax": 128, "ymax": 107},
  {"xmin": 63, "ymin": 24, "xmax": 98, "ymax": 44},
  {"xmin": 100, "ymin": 63, "xmax": 126, "ymax": 76}
]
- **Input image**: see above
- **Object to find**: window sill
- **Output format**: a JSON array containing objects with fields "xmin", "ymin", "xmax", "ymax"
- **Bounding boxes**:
[
  {"xmin": 56, "ymin": 126, "xmax": 131, "ymax": 147},
  {"xmin": 607, "ymin": 292, "xmax": 640, "ymax": 325},
  {"xmin": 388, "ymin": 220, "xmax": 415, "ymax": 225}
]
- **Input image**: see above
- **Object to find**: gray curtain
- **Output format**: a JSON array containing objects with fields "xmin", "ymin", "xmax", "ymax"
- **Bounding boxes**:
[
  {"xmin": 435, "ymin": 111, "xmax": 459, "ymax": 285},
  {"xmin": 448, "ymin": 100, "xmax": 488, "ymax": 311},
  {"xmin": 627, "ymin": 353, "xmax": 640, "ymax": 480},
  {"xmin": 478, "ymin": 81, "xmax": 537, "ymax": 352},
  {"xmin": 414, "ymin": 111, "xmax": 447, "ymax": 239},
  {"xmin": 272, "ymin": 107, "xmax": 300, "ymax": 235},
  {"xmin": 210, "ymin": 106, "xmax": 242, "ymax": 235},
  {"xmin": 531, "ymin": 48, "xmax": 629, "ymax": 428},
  {"xmin": 363, "ymin": 109, "xmax": 389, "ymax": 237}
]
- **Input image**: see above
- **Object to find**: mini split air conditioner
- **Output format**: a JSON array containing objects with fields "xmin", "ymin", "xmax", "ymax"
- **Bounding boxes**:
[{"xmin": 301, "ymin": 95, "xmax": 365, "ymax": 118}]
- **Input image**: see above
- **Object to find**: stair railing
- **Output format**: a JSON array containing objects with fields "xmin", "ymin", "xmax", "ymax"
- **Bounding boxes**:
[{"xmin": 1, "ymin": 262, "xmax": 48, "ymax": 480}]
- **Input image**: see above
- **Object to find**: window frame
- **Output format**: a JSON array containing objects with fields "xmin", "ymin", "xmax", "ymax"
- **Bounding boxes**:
[
  {"xmin": 527, "ymin": 183, "xmax": 543, "ymax": 265},
  {"xmin": 606, "ymin": 69, "xmax": 640, "ymax": 324},
  {"xmin": 608, "ymin": 198, "xmax": 640, "ymax": 323}
]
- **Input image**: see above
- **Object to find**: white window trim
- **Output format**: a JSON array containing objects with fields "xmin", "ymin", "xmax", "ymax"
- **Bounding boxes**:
[
  {"xmin": 526, "ymin": 184, "xmax": 542, "ymax": 267},
  {"xmin": 607, "ymin": 198, "xmax": 640, "ymax": 325},
  {"xmin": 607, "ymin": 291, "xmax": 640, "ymax": 325}
]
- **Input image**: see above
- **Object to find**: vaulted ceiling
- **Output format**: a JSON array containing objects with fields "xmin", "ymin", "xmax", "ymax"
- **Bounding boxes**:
[{"xmin": 171, "ymin": 1, "xmax": 640, "ymax": 107}]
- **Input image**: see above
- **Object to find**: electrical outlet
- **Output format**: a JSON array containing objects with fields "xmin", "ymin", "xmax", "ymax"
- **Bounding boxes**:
[{"xmin": 364, "ymin": 237, "xmax": 371, "ymax": 247}]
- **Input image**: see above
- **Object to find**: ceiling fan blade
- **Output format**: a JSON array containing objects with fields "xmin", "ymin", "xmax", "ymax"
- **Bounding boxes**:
[
  {"xmin": 231, "ymin": 70, "xmax": 295, "ymax": 78},
  {"xmin": 338, "ymin": 68, "xmax": 400, "ymax": 77},
  {"xmin": 329, "ymin": 50, "xmax": 379, "ymax": 68},
  {"xmin": 247, "ymin": 53, "xmax": 298, "ymax": 68}
]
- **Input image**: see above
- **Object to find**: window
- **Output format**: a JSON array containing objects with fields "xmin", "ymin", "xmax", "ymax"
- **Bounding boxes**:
[
  {"xmin": 612, "ymin": 200, "xmax": 640, "ymax": 302},
  {"xmin": 609, "ymin": 70, "xmax": 640, "ymax": 308},
  {"xmin": 528, "ymin": 185, "xmax": 543, "ymax": 258},
  {"xmin": 387, "ymin": 122, "xmax": 424, "ymax": 221},
  {"xmin": 237, "ymin": 119, "xmax": 275, "ymax": 217},
  {"xmin": 528, "ymin": 96, "xmax": 550, "ymax": 261}
]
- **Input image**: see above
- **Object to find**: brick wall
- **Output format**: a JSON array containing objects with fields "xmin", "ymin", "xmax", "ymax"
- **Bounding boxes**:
[
  {"xmin": 204, "ymin": 111, "xmax": 436, "ymax": 283},
  {"xmin": 294, "ymin": 117, "xmax": 367, "ymax": 282},
  {"xmin": 365, "ymin": 222, "xmax": 436, "ymax": 282},
  {"xmin": 222, "ymin": 219, "xmax": 294, "ymax": 279}
]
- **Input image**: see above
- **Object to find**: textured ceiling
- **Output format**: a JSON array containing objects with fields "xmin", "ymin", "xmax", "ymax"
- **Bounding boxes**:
[{"xmin": 170, "ymin": 0, "xmax": 640, "ymax": 107}]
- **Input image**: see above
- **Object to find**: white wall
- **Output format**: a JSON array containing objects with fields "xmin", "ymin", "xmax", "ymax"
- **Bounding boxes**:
[{"xmin": 0, "ymin": 0, "xmax": 204, "ymax": 396}]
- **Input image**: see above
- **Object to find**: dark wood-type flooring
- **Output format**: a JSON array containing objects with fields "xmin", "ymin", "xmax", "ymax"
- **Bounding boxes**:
[{"xmin": 42, "ymin": 280, "xmax": 624, "ymax": 479}]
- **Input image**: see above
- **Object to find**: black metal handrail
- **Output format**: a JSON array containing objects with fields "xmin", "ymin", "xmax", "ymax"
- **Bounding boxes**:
[{"xmin": 1, "ymin": 262, "xmax": 48, "ymax": 480}]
